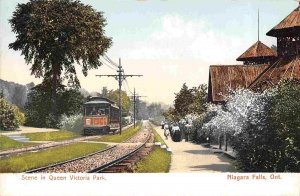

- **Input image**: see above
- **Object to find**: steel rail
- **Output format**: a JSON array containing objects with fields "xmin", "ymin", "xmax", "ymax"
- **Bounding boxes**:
[
  {"xmin": 25, "ymin": 145, "xmax": 117, "ymax": 173},
  {"xmin": 87, "ymin": 129, "xmax": 151, "ymax": 173}
]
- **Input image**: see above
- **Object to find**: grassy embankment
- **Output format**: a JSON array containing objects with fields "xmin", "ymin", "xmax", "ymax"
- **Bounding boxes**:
[
  {"xmin": 22, "ymin": 130, "xmax": 78, "ymax": 141},
  {"xmin": 151, "ymin": 125, "xmax": 166, "ymax": 145},
  {"xmin": 133, "ymin": 146, "xmax": 171, "ymax": 173},
  {"xmin": 0, "ymin": 142, "xmax": 107, "ymax": 173},
  {"xmin": 132, "ymin": 124, "xmax": 171, "ymax": 173},
  {"xmin": 0, "ymin": 136, "xmax": 36, "ymax": 151},
  {"xmin": 91, "ymin": 123, "xmax": 141, "ymax": 143}
]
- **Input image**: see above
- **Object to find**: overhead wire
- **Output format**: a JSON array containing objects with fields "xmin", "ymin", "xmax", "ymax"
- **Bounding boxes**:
[
  {"xmin": 103, "ymin": 54, "xmax": 118, "ymax": 68},
  {"xmin": 99, "ymin": 58, "xmax": 118, "ymax": 71}
]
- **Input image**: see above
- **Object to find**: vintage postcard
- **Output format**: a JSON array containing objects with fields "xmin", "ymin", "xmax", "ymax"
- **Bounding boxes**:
[{"xmin": 0, "ymin": 0, "xmax": 299, "ymax": 195}]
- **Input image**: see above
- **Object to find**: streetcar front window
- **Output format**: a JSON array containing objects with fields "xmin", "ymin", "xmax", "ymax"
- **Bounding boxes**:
[{"xmin": 85, "ymin": 106, "xmax": 109, "ymax": 116}]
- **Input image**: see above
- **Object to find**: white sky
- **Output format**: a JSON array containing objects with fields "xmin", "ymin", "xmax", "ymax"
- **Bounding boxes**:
[{"xmin": 0, "ymin": 0, "xmax": 297, "ymax": 105}]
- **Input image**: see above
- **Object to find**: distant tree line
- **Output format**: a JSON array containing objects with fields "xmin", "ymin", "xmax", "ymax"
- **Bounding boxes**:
[{"xmin": 164, "ymin": 83, "xmax": 208, "ymax": 122}]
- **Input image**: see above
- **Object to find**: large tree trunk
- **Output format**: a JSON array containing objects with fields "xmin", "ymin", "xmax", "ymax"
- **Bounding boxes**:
[{"xmin": 51, "ymin": 67, "xmax": 59, "ymax": 118}]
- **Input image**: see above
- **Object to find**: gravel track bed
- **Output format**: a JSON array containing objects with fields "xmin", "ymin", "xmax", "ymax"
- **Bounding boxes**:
[
  {"xmin": 125, "ymin": 125, "xmax": 151, "ymax": 143},
  {"xmin": 38, "ymin": 144, "xmax": 141, "ymax": 173},
  {"xmin": 31, "ymin": 122, "xmax": 151, "ymax": 173}
]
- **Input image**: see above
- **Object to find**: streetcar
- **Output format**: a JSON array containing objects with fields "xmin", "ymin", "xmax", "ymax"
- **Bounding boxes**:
[{"xmin": 83, "ymin": 97, "xmax": 120, "ymax": 135}]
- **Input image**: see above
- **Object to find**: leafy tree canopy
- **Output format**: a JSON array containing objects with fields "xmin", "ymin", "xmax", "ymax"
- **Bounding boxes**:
[
  {"xmin": 9, "ymin": 0, "xmax": 112, "ymax": 116},
  {"xmin": 173, "ymin": 83, "xmax": 208, "ymax": 118},
  {"xmin": 106, "ymin": 90, "xmax": 131, "ymax": 114},
  {"xmin": 174, "ymin": 83, "xmax": 194, "ymax": 118},
  {"xmin": 9, "ymin": 0, "xmax": 112, "ymax": 86}
]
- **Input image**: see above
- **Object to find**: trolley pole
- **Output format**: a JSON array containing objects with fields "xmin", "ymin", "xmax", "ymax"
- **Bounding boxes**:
[
  {"xmin": 96, "ymin": 57, "xmax": 143, "ymax": 135},
  {"xmin": 118, "ymin": 58, "xmax": 122, "ymax": 135},
  {"xmin": 133, "ymin": 88, "xmax": 136, "ymax": 128},
  {"xmin": 130, "ymin": 89, "xmax": 146, "ymax": 128}
]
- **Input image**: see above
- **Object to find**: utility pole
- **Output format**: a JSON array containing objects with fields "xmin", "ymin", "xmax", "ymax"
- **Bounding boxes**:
[
  {"xmin": 129, "ymin": 88, "xmax": 146, "ymax": 128},
  {"xmin": 96, "ymin": 58, "xmax": 142, "ymax": 135}
]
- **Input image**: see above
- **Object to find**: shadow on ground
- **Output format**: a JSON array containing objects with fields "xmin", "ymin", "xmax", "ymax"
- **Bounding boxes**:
[
  {"xmin": 189, "ymin": 163, "xmax": 232, "ymax": 172},
  {"xmin": 183, "ymin": 149, "xmax": 211, "ymax": 155}
]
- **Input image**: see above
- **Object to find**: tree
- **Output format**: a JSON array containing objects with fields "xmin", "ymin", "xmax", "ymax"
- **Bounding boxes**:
[
  {"xmin": 25, "ymin": 83, "xmax": 85, "ymax": 128},
  {"xmin": 107, "ymin": 90, "xmax": 131, "ymax": 116},
  {"xmin": 189, "ymin": 84, "xmax": 208, "ymax": 115},
  {"xmin": 0, "ymin": 98, "xmax": 22, "ymax": 130},
  {"xmin": 99, "ymin": 87, "xmax": 112, "ymax": 98},
  {"xmin": 9, "ymin": 0, "xmax": 112, "ymax": 117},
  {"xmin": 174, "ymin": 83, "xmax": 194, "ymax": 118},
  {"xmin": 267, "ymin": 80, "xmax": 300, "ymax": 171}
]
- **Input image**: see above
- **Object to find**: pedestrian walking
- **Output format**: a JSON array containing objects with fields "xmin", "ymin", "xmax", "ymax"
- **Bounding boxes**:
[{"xmin": 164, "ymin": 124, "xmax": 170, "ymax": 140}]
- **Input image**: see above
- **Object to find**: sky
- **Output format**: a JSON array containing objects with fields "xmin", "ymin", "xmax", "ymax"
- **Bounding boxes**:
[{"xmin": 0, "ymin": 0, "xmax": 297, "ymax": 105}]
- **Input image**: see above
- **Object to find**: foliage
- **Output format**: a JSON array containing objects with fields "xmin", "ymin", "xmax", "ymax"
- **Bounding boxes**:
[
  {"xmin": 166, "ymin": 83, "xmax": 208, "ymax": 122},
  {"xmin": 59, "ymin": 114, "xmax": 84, "ymax": 135},
  {"xmin": 267, "ymin": 80, "xmax": 300, "ymax": 172},
  {"xmin": 57, "ymin": 89, "xmax": 85, "ymax": 116},
  {"xmin": 91, "ymin": 123, "xmax": 141, "ymax": 143},
  {"xmin": 189, "ymin": 84, "xmax": 208, "ymax": 115},
  {"xmin": 202, "ymin": 81, "xmax": 300, "ymax": 172},
  {"xmin": 25, "ymin": 85, "xmax": 84, "ymax": 128},
  {"xmin": 0, "ymin": 135, "xmax": 36, "ymax": 151},
  {"xmin": 23, "ymin": 130, "xmax": 78, "ymax": 141},
  {"xmin": 174, "ymin": 83, "xmax": 194, "ymax": 118},
  {"xmin": 0, "ymin": 142, "xmax": 107, "ymax": 173},
  {"xmin": 150, "ymin": 125, "xmax": 166, "ymax": 145},
  {"xmin": 12, "ymin": 105, "xmax": 26, "ymax": 126},
  {"xmin": 0, "ymin": 98, "xmax": 20, "ymax": 130},
  {"xmin": 107, "ymin": 90, "xmax": 131, "ymax": 114},
  {"xmin": 9, "ymin": 0, "xmax": 112, "ymax": 115},
  {"xmin": 163, "ymin": 107, "xmax": 177, "ymax": 122},
  {"xmin": 133, "ymin": 146, "xmax": 171, "ymax": 173},
  {"xmin": 190, "ymin": 107, "xmax": 217, "ymax": 143}
]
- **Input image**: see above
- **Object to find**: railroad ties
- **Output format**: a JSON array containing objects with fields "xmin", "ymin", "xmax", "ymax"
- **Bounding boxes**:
[{"xmin": 27, "ymin": 122, "xmax": 154, "ymax": 173}]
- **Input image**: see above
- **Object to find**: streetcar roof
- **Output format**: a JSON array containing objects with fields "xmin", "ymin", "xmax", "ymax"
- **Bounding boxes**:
[{"xmin": 84, "ymin": 97, "xmax": 119, "ymax": 109}]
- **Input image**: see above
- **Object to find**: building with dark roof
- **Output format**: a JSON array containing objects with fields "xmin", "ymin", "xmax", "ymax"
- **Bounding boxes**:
[
  {"xmin": 250, "ymin": 3, "xmax": 300, "ymax": 90},
  {"xmin": 236, "ymin": 41, "xmax": 277, "ymax": 65},
  {"xmin": 208, "ymin": 3, "xmax": 300, "ymax": 103},
  {"xmin": 208, "ymin": 64, "xmax": 268, "ymax": 104}
]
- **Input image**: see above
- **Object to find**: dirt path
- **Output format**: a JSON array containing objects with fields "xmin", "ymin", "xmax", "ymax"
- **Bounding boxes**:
[
  {"xmin": 0, "ymin": 126, "xmax": 59, "ymax": 135},
  {"xmin": 153, "ymin": 124, "xmax": 235, "ymax": 173}
]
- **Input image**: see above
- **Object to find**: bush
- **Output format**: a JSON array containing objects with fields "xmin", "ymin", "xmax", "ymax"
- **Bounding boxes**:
[
  {"xmin": 202, "ymin": 81, "xmax": 300, "ymax": 172},
  {"xmin": 0, "ymin": 98, "xmax": 20, "ymax": 130},
  {"xmin": 25, "ymin": 85, "xmax": 84, "ymax": 128},
  {"xmin": 266, "ymin": 80, "xmax": 300, "ymax": 172},
  {"xmin": 12, "ymin": 105, "xmax": 26, "ymax": 125},
  {"xmin": 59, "ymin": 114, "xmax": 84, "ymax": 134}
]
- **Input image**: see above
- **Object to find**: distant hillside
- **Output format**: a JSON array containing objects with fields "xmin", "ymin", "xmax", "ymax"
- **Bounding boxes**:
[
  {"xmin": 0, "ymin": 79, "xmax": 98, "ymax": 108},
  {"xmin": 0, "ymin": 79, "xmax": 34, "ymax": 108}
]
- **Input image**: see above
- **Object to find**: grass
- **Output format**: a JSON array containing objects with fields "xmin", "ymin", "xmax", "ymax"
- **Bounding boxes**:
[
  {"xmin": 22, "ymin": 130, "xmax": 78, "ymax": 141},
  {"xmin": 133, "ymin": 146, "xmax": 171, "ymax": 173},
  {"xmin": 151, "ymin": 125, "xmax": 166, "ymax": 145},
  {"xmin": 0, "ymin": 135, "xmax": 36, "ymax": 151},
  {"xmin": 0, "ymin": 142, "xmax": 107, "ymax": 173},
  {"xmin": 92, "ymin": 123, "xmax": 141, "ymax": 143}
]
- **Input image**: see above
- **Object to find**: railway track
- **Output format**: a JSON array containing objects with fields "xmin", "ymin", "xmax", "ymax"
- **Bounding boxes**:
[
  {"xmin": 90, "ymin": 126, "xmax": 154, "ymax": 173},
  {"xmin": 1, "ymin": 124, "xmax": 136, "ymax": 158},
  {"xmin": 26, "ymin": 121, "xmax": 153, "ymax": 173},
  {"xmin": 0, "ymin": 135, "xmax": 101, "ymax": 158}
]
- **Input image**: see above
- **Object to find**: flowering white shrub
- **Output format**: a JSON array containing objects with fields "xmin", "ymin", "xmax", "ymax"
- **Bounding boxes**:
[
  {"xmin": 202, "ymin": 89, "xmax": 274, "ymax": 136},
  {"xmin": 59, "ymin": 114, "xmax": 83, "ymax": 134}
]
